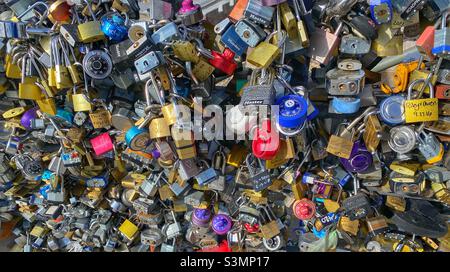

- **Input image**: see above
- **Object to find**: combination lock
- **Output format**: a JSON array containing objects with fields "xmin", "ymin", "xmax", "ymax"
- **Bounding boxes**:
[{"xmin": 83, "ymin": 50, "xmax": 113, "ymax": 79}]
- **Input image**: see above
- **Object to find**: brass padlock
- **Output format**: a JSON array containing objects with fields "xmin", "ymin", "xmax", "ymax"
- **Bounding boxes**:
[
  {"xmin": 71, "ymin": 86, "xmax": 92, "ymax": 112},
  {"xmin": 77, "ymin": 0, "xmax": 105, "ymax": 43},
  {"xmin": 247, "ymin": 31, "xmax": 283, "ymax": 69},
  {"xmin": 18, "ymin": 54, "xmax": 42, "ymax": 100}
]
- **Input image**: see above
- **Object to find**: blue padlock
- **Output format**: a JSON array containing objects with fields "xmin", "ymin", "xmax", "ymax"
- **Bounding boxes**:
[
  {"xmin": 331, "ymin": 97, "xmax": 361, "ymax": 114},
  {"xmin": 101, "ymin": 13, "xmax": 128, "ymax": 42},
  {"xmin": 125, "ymin": 125, "xmax": 150, "ymax": 151},
  {"xmin": 370, "ymin": 0, "xmax": 393, "ymax": 25},
  {"xmin": 221, "ymin": 25, "xmax": 249, "ymax": 57},
  {"xmin": 56, "ymin": 108, "xmax": 74, "ymax": 124},
  {"xmin": 151, "ymin": 22, "xmax": 180, "ymax": 45},
  {"xmin": 275, "ymin": 94, "xmax": 308, "ymax": 136},
  {"xmin": 378, "ymin": 95, "xmax": 405, "ymax": 126}
]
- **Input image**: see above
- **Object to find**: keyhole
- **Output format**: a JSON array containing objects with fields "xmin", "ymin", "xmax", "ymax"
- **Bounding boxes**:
[{"xmin": 143, "ymin": 60, "xmax": 149, "ymax": 67}]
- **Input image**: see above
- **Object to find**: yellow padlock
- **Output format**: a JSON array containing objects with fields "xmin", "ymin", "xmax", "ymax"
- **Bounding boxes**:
[
  {"xmin": 2, "ymin": 107, "xmax": 26, "ymax": 119},
  {"xmin": 77, "ymin": 1, "xmax": 105, "ymax": 43},
  {"xmin": 247, "ymin": 32, "xmax": 282, "ymax": 69},
  {"xmin": 71, "ymin": 86, "xmax": 92, "ymax": 112},
  {"xmin": 404, "ymin": 79, "xmax": 439, "ymax": 123}
]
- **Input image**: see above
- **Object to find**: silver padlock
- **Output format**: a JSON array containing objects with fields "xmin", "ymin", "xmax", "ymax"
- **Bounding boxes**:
[{"xmin": 388, "ymin": 126, "xmax": 417, "ymax": 154}]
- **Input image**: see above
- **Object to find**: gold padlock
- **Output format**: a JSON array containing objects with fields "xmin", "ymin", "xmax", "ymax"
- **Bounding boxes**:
[
  {"xmin": 72, "ymin": 86, "xmax": 92, "ymax": 112},
  {"xmin": 77, "ymin": 1, "xmax": 105, "ymax": 43},
  {"xmin": 149, "ymin": 117, "xmax": 171, "ymax": 139},
  {"xmin": 247, "ymin": 31, "xmax": 282, "ymax": 69},
  {"xmin": 18, "ymin": 54, "xmax": 42, "ymax": 100}
]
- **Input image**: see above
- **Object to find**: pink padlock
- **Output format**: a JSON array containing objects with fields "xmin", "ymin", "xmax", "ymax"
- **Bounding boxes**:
[
  {"xmin": 179, "ymin": 0, "xmax": 199, "ymax": 14},
  {"xmin": 90, "ymin": 133, "xmax": 113, "ymax": 156}
]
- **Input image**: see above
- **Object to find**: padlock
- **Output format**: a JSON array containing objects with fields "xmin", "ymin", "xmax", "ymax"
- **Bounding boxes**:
[
  {"xmin": 240, "ymin": 69, "xmax": 276, "ymax": 106},
  {"xmin": 211, "ymin": 214, "xmax": 232, "ymax": 235},
  {"xmin": 417, "ymin": 129, "xmax": 444, "ymax": 164},
  {"xmin": 208, "ymin": 48, "xmax": 237, "ymax": 75},
  {"xmin": 221, "ymin": 25, "xmax": 249, "ymax": 57},
  {"xmin": 71, "ymin": 86, "xmax": 92, "ymax": 112},
  {"xmin": 326, "ymin": 67, "xmax": 365, "ymax": 96},
  {"xmin": 275, "ymin": 93, "xmax": 308, "ymax": 136},
  {"xmin": 17, "ymin": 54, "xmax": 41, "ymax": 100},
  {"xmin": 339, "ymin": 35, "xmax": 371, "ymax": 55},
  {"xmin": 90, "ymin": 132, "xmax": 114, "ymax": 156},
  {"xmin": 257, "ymin": 205, "xmax": 280, "ymax": 239},
  {"xmin": 246, "ymin": 153, "xmax": 272, "ymax": 192},
  {"xmin": 77, "ymin": 0, "xmax": 105, "ymax": 43},
  {"xmin": 379, "ymin": 95, "xmax": 406, "ymax": 126},
  {"xmin": 252, "ymin": 119, "xmax": 280, "ymax": 160},
  {"xmin": 404, "ymin": 79, "xmax": 439, "ymax": 123},
  {"xmin": 244, "ymin": 0, "xmax": 275, "ymax": 27},
  {"xmin": 307, "ymin": 21, "xmax": 343, "ymax": 66},
  {"xmin": 235, "ymin": 19, "xmax": 266, "ymax": 48},
  {"xmin": 370, "ymin": 0, "xmax": 393, "ymax": 24},
  {"xmin": 388, "ymin": 125, "xmax": 417, "ymax": 154},
  {"xmin": 176, "ymin": 0, "xmax": 204, "ymax": 26},
  {"xmin": 432, "ymin": 11, "xmax": 450, "ymax": 58},
  {"xmin": 247, "ymin": 31, "xmax": 282, "ymax": 69},
  {"xmin": 340, "ymin": 140, "xmax": 373, "ymax": 173}
]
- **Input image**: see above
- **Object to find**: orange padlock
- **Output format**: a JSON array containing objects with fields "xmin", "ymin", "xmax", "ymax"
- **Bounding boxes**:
[{"xmin": 416, "ymin": 26, "xmax": 435, "ymax": 60}]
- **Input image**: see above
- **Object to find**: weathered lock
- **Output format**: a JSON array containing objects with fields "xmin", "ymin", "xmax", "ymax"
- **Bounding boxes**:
[
  {"xmin": 14, "ymin": 154, "xmax": 43, "ymax": 181},
  {"xmin": 326, "ymin": 123, "xmax": 355, "ymax": 159},
  {"xmin": 432, "ymin": 11, "xmax": 450, "ymax": 58},
  {"xmin": 208, "ymin": 149, "xmax": 227, "ymax": 191},
  {"xmin": 417, "ymin": 129, "xmax": 444, "ymax": 164},
  {"xmin": 339, "ymin": 35, "xmax": 371, "ymax": 55},
  {"xmin": 342, "ymin": 193, "xmax": 371, "ymax": 221},
  {"xmin": 89, "ymin": 104, "xmax": 112, "ymax": 129},
  {"xmin": 404, "ymin": 79, "xmax": 439, "ymax": 123},
  {"xmin": 307, "ymin": 21, "xmax": 343, "ymax": 65},
  {"xmin": 247, "ymin": 31, "xmax": 283, "ymax": 69},
  {"xmin": 258, "ymin": 205, "xmax": 280, "ymax": 239},
  {"xmin": 235, "ymin": 18, "xmax": 266, "ymax": 47},
  {"xmin": 363, "ymin": 113, "xmax": 383, "ymax": 153},
  {"xmin": 279, "ymin": 2, "xmax": 297, "ymax": 39},
  {"xmin": 326, "ymin": 67, "xmax": 365, "ymax": 96},
  {"xmin": 77, "ymin": 0, "xmax": 105, "ymax": 43},
  {"xmin": 389, "ymin": 171, "xmax": 425, "ymax": 196},
  {"xmin": 388, "ymin": 125, "xmax": 417, "ymax": 154},
  {"xmin": 246, "ymin": 153, "xmax": 272, "ymax": 192}
]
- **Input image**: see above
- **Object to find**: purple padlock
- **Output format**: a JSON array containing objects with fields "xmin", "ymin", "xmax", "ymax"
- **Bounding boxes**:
[
  {"xmin": 211, "ymin": 214, "xmax": 232, "ymax": 235},
  {"xmin": 340, "ymin": 140, "xmax": 372, "ymax": 173},
  {"xmin": 178, "ymin": 0, "xmax": 199, "ymax": 14},
  {"xmin": 191, "ymin": 208, "xmax": 212, "ymax": 228},
  {"xmin": 20, "ymin": 107, "xmax": 38, "ymax": 130}
]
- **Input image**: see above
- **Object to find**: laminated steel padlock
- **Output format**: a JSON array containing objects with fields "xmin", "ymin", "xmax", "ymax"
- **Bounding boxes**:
[
  {"xmin": 244, "ymin": 0, "xmax": 275, "ymax": 27},
  {"xmin": 235, "ymin": 18, "xmax": 267, "ymax": 47},
  {"xmin": 432, "ymin": 11, "xmax": 450, "ymax": 58}
]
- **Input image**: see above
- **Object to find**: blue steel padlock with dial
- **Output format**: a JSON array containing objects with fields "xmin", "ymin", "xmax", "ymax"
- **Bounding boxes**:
[
  {"xmin": 275, "ymin": 94, "xmax": 308, "ymax": 136},
  {"xmin": 101, "ymin": 13, "xmax": 128, "ymax": 42}
]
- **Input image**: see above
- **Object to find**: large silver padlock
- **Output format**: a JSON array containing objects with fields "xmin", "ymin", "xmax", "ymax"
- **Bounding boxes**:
[
  {"xmin": 388, "ymin": 126, "xmax": 417, "ymax": 154},
  {"xmin": 417, "ymin": 129, "xmax": 444, "ymax": 164}
]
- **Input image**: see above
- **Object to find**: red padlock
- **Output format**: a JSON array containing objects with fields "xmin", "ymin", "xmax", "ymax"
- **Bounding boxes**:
[
  {"xmin": 292, "ymin": 199, "xmax": 316, "ymax": 220},
  {"xmin": 436, "ymin": 84, "xmax": 450, "ymax": 99},
  {"xmin": 243, "ymin": 222, "xmax": 260, "ymax": 233},
  {"xmin": 252, "ymin": 119, "xmax": 280, "ymax": 160},
  {"xmin": 416, "ymin": 26, "xmax": 435, "ymax": 60},
  {"xmin": 209, "ymin": 48, "xmax": 238, "ymax": 75}
]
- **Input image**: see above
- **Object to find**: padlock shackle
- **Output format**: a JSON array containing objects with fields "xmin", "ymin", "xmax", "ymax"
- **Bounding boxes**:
[
  {"xmin": 17, "ymin": 2, "xmax": 49, "ymax": 26},
  {"xmin": 407, "ymin": 79, "xmax": 434, "ymax": 100}
]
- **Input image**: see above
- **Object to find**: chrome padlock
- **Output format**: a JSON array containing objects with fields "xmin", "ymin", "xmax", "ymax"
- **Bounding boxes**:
[
  {"xmin": 416, "ymin": 129, "xmax": 444, "ymax": 164},
  {"xmin": 150, "ymin": 22, "xmax": 180, "ymax": 45},
  {"xmin": 388, "ymin": 126, "xmax": 417, "ymax": 154},
  {"xmin": 246, "ymin": 154, "xmax": 272, "ymax": 192}
]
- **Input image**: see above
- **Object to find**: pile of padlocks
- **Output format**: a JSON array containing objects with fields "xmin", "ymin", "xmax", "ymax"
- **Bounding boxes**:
[{"xmin": 0, "ymin": 0, "xmax": 450, "ymax": 252}]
